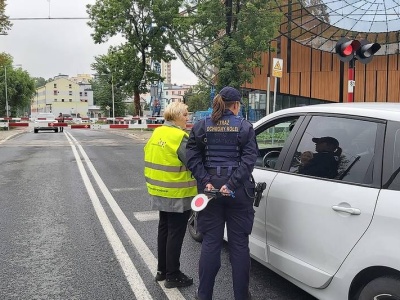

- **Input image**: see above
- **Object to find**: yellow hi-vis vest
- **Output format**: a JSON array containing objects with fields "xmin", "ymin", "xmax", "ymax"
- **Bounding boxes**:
[{"xmin": 144, "ymin": 125, "xmax": 197, "ymax": 198}]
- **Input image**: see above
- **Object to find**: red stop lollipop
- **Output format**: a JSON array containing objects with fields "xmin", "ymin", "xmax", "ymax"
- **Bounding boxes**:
[{"xmin": 191, "ymin": 194, "xmax": 210, "ymax": 211}]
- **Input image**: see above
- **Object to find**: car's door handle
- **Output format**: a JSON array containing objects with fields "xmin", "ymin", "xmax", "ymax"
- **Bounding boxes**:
[{"xmin": 332, "ymin": 205, "xmax": 361, "ymax": 215}]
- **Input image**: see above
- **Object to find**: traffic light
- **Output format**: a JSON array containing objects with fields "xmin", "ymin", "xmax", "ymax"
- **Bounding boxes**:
[
  {"xmin": 355, "ymin": 39, "xmax": 381, "ymax": 64},
  {"xmin": 335, "ymin": 38, "xmax": 361, "ymax": 62}
]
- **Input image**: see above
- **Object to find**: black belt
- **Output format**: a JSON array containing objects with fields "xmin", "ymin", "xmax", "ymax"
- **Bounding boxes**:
[{"xmin": 206, "ymin": 167, "xmax": 237, "ymax": 176}]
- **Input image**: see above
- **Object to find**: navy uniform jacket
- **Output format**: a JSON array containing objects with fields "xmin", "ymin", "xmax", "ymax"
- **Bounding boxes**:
[{"xmin": 186, "ymin": 110, "xmax": 258, "ymax": 191}]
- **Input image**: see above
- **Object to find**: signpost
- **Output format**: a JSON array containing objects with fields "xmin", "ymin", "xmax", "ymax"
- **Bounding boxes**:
[{"xmin": 272, "ymin": 58, "xmax": 283, "ymax": 113}]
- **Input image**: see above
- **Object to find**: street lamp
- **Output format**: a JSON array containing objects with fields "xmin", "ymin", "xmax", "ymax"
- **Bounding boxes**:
[{"xmin": 111, "ymin": 72, "xmax": 115, "ymax": 124}]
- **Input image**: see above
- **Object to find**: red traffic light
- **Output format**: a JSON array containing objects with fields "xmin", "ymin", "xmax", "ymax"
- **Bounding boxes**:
[
  {"xmin": 335, "ymin": 38, "xmax": 361, "ymax": 62},
  {"xmin": 355, "ymin": 39, "xmax": 381, "ymax": 64}
]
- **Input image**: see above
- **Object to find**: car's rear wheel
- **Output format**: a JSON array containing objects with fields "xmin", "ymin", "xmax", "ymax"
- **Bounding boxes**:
[
  {"xmin": 357, "ymin": 275, "xmax": 400, "ymax": 300},
  {"xmin": 34, "ymin": 129, "xmax": 38, "ymax": 133},
  {"xmin": 188, "ymin": 211, "xmax": 203, "ymax": 243}
]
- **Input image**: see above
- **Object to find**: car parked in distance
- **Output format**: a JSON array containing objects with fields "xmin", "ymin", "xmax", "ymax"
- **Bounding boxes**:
[
  {"xmin": 189, "ymin": 102, "xmax": 400, "ymax": 300},
  {"xmin": 33, "ymin": 113, "xmax": 58, "ymax": 133}
]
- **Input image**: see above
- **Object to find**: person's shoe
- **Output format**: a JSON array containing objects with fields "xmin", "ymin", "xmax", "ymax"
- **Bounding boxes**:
[
  {"xmin": 155, "ymin": 271, "xmax": 166, "ymax": 281},
  {"xmin": 164, "ymin": 272, "xmax": 193, "ymax": 288}
]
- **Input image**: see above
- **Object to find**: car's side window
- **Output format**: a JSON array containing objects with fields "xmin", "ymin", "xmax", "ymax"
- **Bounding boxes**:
[
  {"xmin": 289, "ymin": 116, "xmax": 378, "ymax": 184},
  {"xmin": 384, "ymin": 128, "xmax": 400, "ymax": 191},
  {"xmin": 255, "ymin": 117, "xmax": 299, "ymax": 169}
]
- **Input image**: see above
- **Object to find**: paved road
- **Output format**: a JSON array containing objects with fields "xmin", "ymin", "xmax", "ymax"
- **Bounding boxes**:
[{"xmin": 0, "ymin": 128, "xmax": 316, "ymax": 300}]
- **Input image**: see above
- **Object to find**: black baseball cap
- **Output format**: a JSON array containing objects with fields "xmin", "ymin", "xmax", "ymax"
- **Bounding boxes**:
[
  {"xmin": 312, "ymin": 136, "xmax": 339, "ymax": 148},
  {"xmin": 219, "ymin": 86, "xmax": 243, "ymax": 104}
]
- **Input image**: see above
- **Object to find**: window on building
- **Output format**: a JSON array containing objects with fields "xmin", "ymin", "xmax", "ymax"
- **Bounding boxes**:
[
  {"xmin": 80, "ymin": 92, "xmax": 82, "ymax": 96},
  {"xmin": 62, "ymin": 99, "xmax": 65, "ymax": 102},
  {"xmin": 69, "ymin": 84, "xmax": 72, "ymax": 88},
  {"xmin": 84, "ymin": 92, "xmax": 87, "ymax": 96},
  {"xmin": 69, "ymin": 99, "xmax": 72, "ymax": 102},
  {"xmin": 54, "ymin": 84, "xmax": 57, "ymax": 88},
  {"xmin": 69, "ymin": 91, "xmax": 72, "ymax": 95},
  {"xmin": 54, "ymin": 99, "xmax": 57, "ymax": 102},
  {"xmin": 178, "ymin": 91, "xmax": 182, "ymax": 95},
  {"xmin": 54, "ymin": 90, "xmax": 57, "ymax": 95},
  {"xmin": 166, "ymin": 91, "xmax": 168, "ymax": 95}
]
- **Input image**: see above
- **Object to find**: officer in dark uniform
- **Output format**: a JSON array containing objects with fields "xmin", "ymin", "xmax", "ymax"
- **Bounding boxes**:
[{"xmin": 186, "ymin": 86, "xmax": 258, "ymax": 300}]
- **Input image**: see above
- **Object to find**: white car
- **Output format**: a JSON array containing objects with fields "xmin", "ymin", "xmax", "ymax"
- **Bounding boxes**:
[
  {"xmin": 189, "ymin": 102, "xmax": 400, "ymax": 300},
  {"xmin": 33, "ymin": 113, "xmax": 58, "ymax": 133}
]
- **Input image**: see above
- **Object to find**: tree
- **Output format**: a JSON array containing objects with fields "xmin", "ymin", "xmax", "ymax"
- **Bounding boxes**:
[
  {"xmin": 87, "ymin": 0, "xmax": 182, "ymax": 116},
  {"xmin": 0, "ymin": 0, "xmax": 12, "ymax": 35},
  {"xmin": 32, "ymin": 77, "xmax": 48, "ymax": 88},
  {"xmin": 0, "ymin": 53, "xmax": 36, "ymax": 117},
  {"xmin": 185, "ymin": 82, "xmax": 211, "ymax": 112},
  {"xmin": 175, "ymin": 0, "xmax": 281, "ymax": 90},
  {"xmin": 91, "ymin": 52, "xmax": 128, "ymax": 117}
]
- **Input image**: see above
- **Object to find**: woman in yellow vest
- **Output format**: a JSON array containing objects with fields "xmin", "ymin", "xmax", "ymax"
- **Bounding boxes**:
[{"xmin": 144, "ymin": 101, "xmax": 197, "ymax": 288}]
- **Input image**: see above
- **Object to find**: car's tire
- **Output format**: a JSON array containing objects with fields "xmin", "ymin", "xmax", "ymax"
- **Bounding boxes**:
[
  {"xmin": 54, "ymin": 128, "xmax": 58, "ymax": 133},
  {"xmin": 34, "ymin": 129, "xmax": 38, "ymax": 133},
  {"xmin": 357, "ymin": 275, "xmax": 400, "ymax": 300},
  {"xmin": 188, "ymin": 211, "xmax": 203, "ymax": 243}
]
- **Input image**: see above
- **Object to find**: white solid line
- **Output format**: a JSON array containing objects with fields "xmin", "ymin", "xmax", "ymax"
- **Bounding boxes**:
[
  {"xmin": 66, "ymin": 132, "xmax": 186, "ymax": 300},
  {"xmin": 65, "ymin": 133, "xmax": 153, "ymax": 299}
]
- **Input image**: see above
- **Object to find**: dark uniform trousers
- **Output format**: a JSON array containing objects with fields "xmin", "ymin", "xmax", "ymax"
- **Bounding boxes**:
[
  {"xmin": 157, "ymin": 210, "xmax": 191, "ymax": 276},
  {"xmin": 197, "ymin": 175, "xmax": 255, "ymax": 300}
]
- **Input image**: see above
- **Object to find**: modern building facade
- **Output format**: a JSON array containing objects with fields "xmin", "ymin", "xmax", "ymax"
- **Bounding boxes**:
[{"xmin": 243, "ymin": 1, "xmax": 400, "ymax": 118}]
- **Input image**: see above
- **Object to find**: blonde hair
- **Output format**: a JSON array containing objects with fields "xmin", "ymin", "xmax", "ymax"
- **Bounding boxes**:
[{"xmin": 163, "ymin": 101, "xmax": 188, "ymax": 122}]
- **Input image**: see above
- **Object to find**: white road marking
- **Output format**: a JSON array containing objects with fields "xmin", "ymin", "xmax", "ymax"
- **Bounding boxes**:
[
  {"xmin": 134, "ymin": 211, "xmax": 159, "ymax": 222},
  {"xmin": 66, "ymin": 132, "xmax": 186, "ymax": 300},
  {"xmin": 64, "ymin": 133, "xmax": 153, "ymax": 299}
]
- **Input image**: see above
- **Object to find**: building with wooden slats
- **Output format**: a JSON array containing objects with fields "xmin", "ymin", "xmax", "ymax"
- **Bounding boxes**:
[{"xmin": 242, "ymin": 1, "xmax": 400, "ymax": 119}]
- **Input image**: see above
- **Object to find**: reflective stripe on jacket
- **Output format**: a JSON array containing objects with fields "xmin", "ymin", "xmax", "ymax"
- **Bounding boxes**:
[{"xmin": 144, "ymin": 125, "xmax": 197, "ymax": 198}]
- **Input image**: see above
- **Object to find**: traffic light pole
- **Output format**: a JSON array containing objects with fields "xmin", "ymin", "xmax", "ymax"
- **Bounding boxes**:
[
  {"xmin": 335, "ymin": 38, "xmax": 380, "ymax": 103},
  {"xmin": 348, "ymin": 58, "xmax": 355, "ymax": 102}
]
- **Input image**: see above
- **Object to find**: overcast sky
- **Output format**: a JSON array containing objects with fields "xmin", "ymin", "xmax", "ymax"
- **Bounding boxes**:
[{"xmin": 1, "ymin": 0, "xmax": 198, "ymax": 85}]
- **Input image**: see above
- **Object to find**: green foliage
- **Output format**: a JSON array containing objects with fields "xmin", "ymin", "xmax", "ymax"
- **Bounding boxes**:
[
  {"xmin": 87, "ymin": 0, "xmax": 183, "ymax": 116},
  {"xmin": 0, "ymin": 53, "xmax": 36, "ymax": 116},
  {"xmin": 0, "ymin": 0, "xmax": 12, "ymax": 35},
  {"xmin": 90, "ymin": 63, "xmax": 127, "ymax": 118},
  {"xmin": 177, "ymin": 0, "xmax": 281, "ymax": 90},
  {"xmin": 32, "ymin": 77, "xmax": 47, "ymax": 88},
  {"xmin": 185, "ymin": 82, "xmax": 211, "ymax": 112}
]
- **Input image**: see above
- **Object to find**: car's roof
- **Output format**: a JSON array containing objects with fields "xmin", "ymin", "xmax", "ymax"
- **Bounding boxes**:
[{"xmin": 254, "ymin": 102, "xmax": 400, "ymax": 127}]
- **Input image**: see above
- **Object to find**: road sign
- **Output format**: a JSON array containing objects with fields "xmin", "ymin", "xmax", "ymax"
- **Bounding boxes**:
[{"xmin": 272, "ymin": 58, "xmax": 283, "ymax": 78}]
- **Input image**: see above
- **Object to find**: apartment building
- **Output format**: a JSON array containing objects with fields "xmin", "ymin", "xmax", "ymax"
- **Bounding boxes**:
[{"xmin": 31, "ymin": 74, "xmax": 94, "ymax": 117}]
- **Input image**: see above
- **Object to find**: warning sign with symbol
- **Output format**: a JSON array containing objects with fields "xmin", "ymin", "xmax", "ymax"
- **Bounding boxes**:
[{"xmin": 272, "ymin": 58, "xmax": 284, "ymax": 78}]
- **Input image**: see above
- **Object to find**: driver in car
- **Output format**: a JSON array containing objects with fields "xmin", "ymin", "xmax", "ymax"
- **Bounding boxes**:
[{"xmin": 298, "ymin": 136, "xmax": 341, "ymax": 179}]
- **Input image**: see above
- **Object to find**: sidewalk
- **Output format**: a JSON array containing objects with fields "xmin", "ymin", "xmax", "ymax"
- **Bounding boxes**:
[{"xmin": 0, "ymin": 127, "xmax": 30, "ymax": 143}]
